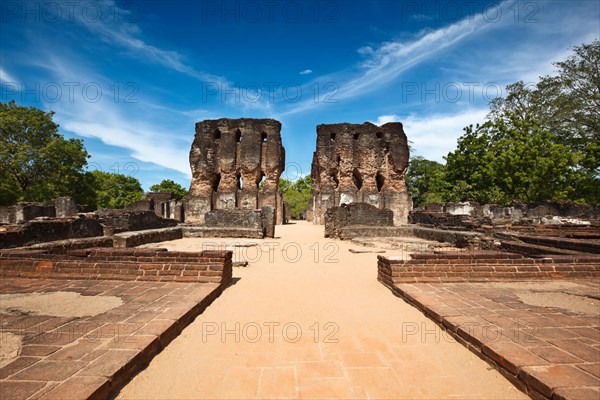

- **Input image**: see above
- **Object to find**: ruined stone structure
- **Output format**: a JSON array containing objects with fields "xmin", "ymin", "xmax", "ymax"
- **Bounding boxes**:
[
  {"xmin": 311, "ymin": 122, "xmax": 411, "ymax": 225},
  {"xmin": 324, "ymin": 203, "xmax": 394, "ymax": 238},
  {"xmin": 145, "ymin": 192, "xmax": 184, "ymax": 221},
  {"xmin": 185, "ymin": 118, "xmax": 285, "ymax": 225}
]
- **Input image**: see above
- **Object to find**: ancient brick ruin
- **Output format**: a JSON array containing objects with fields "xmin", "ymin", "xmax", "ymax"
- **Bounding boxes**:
[
  {"xmin": 185, "ymin": 118, "xmax": 285, "ymax": 226},
  {"xmin": 311, "ymin": 122, "xmax": 411, "ymax": 226}
]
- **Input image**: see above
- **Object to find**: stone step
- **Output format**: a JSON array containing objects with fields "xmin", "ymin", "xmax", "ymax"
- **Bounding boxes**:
[
  {"xmin": 181, "ymin": 226, "xmax": 264, "ymax": 239},
  {"xmin": 500, "ymin": 240, "xmax": 583, "ymax": 256}
]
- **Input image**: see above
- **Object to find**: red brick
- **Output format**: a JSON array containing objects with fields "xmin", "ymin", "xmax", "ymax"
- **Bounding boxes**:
[
  {"xmin": 548, "ymin": 339, "xmax": 600, "ymax": 362},
  {"xmin": 518, "ymin": 365, "xmax": 598, "ymax": 398},
  {"xmin": 482, "ymin": 341, "xmax": 549, "ymax": 375},
  {"xmin": 78, "ymin": 349, "xmax": 140, "ymax": 378},
  {"xmin": 553, "ymin": 387, "xmax": 600, "ymax": 400},
  {"xmin": 19, "ymin": 345, "xmax": 61, "ymax": 357},
  {"xmin": 0, "ymin": 381, "xmax": 46, "ymax": 400},
  {"xmin": 577, "ymin": 363, "xmax": 600, "ymax": 378},
  {"xmin": 0, "ymin": 357, "xmax": 40, "ymax": 379},
  {"xmin": 528, "ymin": 346, "xmax": 583, "ymax": 364},
  {"xmin": 11, "ymin": 360, "xmax": 86, "ymax": 381}
]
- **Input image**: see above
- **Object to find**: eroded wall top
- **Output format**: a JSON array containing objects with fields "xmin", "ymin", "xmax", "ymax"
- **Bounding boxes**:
[{"xmin": 311, "ymin": 121, "xmax": 411, "ymax": 225}]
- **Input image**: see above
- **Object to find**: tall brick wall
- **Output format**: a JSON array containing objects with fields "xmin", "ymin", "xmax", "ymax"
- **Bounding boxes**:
[
  {"xmin": 311, "ymin": 122, "xmax": 411, "ymax": 225},
  {"xmin": 186, "ymin": 118, "xmax": 285, "ymax": 225}
]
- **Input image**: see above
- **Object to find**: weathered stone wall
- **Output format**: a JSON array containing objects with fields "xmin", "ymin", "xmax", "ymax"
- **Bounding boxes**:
[
  {"xmin": 145, "ymin": 192, "xmax": 181, "ymax": 220},
  {"xmin": 95, "ymin": 210, "xmax": 177, "ymax": 233},
  {"xmin": 0, "ymin": 206, "xmax": 16, "ymax": 224},
  {"xmin": 124, "ymin": 199, "xmax": 154, "ymax": 212},
  {"xmin": 324, "ymin": 203, "xmax": 394, "ymax": 238},
  {"xmin": 311, "ymin": 122, "xmax": 411, "ymax": 225},
  {"xmin": 187, "ymin": 118, "xmax": 285, "ymax": 224},
  {"xmin": 52, "ymin": 197, "xmax": 78, "ymax": 218},
  {"xmin": 0, "ymin": 248, "xmax": 233, "ymax": 285},
  {"xmin": 413, "ymin": 200, "xmax": 600, "ymax": 228},
  {"xmin": 203, "ymin": 206, "xmax": 276, "ymax": 238},
  {"xmin": 377, "ymin": 252, "xmax": 600, "ymax": 285},
  {"xmin": 0, "ymin": 217, "xmax": 104, "ymax": 249},
  {"xmin": 1, "ymin": 197, "xmax": 82, "ymax": 224},
  {"xmin": 15, "ymin": 202, "xmax": 56, "ymax": 223}
]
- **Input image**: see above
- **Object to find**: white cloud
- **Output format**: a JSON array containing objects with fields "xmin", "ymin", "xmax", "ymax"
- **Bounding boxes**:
[
  {"xmin": 283, "ymin": 1, "xmax": 504, "ymax": 116},
  {"xmin": 400, "ymin": 108, "xmax": 489, "ymax": 162},
  {"xmin": 372, "ymin": 114, "xmax": 401, "ymax": 126},
  {"xmin": 299, "ymin": 69, "xmax": 313, "ymax": 75},
  {"xmin": 283, "ymin": 0, "xmax": 598, "ymax": 116},
  {"xmin": 70, "ymin": 0, "xmax": 225, "ymax": 83},
  {"xmin": 34, "ymin": 53, "xmax": 193, "ymax": 177},
  {"xmin": 0, "ymin": 68, "xmax": 16, "ymax": 83},
  {"xmin": 371, "ymin": 108, "xmax": 488, "ymax": 162}
]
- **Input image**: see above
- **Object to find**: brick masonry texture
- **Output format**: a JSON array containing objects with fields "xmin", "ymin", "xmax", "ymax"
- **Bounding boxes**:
[
  {"xmin": 383, "ymin": 281, "xmax": 600, "ymax": 400},
  {"xmin": 0, "ymin": 248, "xmax": 233, "ymax": 285},
  {"xmin": 311, "ymin": 122, "xmax": 411, "ymax": 226},
  {"xmin": 377, "ymin": 251, "xmax": 600, "ymax": 284},
  {"xmin": 185, "ymin": 118, "xmax": 285, "ymax": 224},
  {"xmin": 0, "ymin": 278, "xmax": 226, "ymax": 399}
]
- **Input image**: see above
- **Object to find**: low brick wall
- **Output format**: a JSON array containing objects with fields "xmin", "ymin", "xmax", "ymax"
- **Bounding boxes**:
[
  {"xmin": 0, "ymin": 248, "xmax": 232, "ymax": 285},
  {"xmin": 377, "ymin": 252, "xmax": 600, "ymax": 285}
]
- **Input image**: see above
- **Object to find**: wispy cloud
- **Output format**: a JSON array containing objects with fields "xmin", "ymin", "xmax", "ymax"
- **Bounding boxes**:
[
  {"xmin": 0, "ymin": 68, "xmax": 16, "ymax": 83},
  {"xmin": 299, "ymin": 69, "xmax": 313, "ymax": 75},
  {"xmin": 69, "ymin": 0, "xmax": 226, "ymax": 83},
  {"xmin": 372, "ymin": 108, "xmax": 489, "ymax": 162},
  {"xmin": 282, "ymin": 0, "xmax": 598, "ymax": 116},
  {"xmin": 35, "ymin": 53, "xmax": 193, "ymax": 176},
  {"xmin": 281, "ymin": 1, "xmax": 503, "ymax": 115}
]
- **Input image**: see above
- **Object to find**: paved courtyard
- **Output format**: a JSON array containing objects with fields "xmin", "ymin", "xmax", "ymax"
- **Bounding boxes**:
[
  {"xmin": 0, "ymin": 279, "xmax": 222, "ymax": 399},
  {"xmin": 118, "ymin": 222, "xmax": 527, "ymax": 399},
  {"xmin": 2, "ymin": 221, "xmax": 597, "ymax": 399}
]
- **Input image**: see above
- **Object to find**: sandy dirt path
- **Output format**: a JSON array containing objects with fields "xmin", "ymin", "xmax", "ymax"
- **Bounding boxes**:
[{"xmin": 118, "ymin": 221, "xmax": 527, "ymax": 399}]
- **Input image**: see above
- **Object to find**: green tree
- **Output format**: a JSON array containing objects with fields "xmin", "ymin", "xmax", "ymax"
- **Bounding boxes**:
[
  {"xmin": 0, "ymin": 101, "xmax": 90, "ymax": 205},
  {"xmin": 91, "ymin": 170, "xmax": 144, "ymax": 209},
  {"xmin": 489, "ymin": 41, "xmax": 599, "ymax": 203},
  {"xmin": 149, "ymin": 179, "xmax": 189, "ymax": 200},
  {"xmin": 405, "ymin": 156, "xmax": 449, "ymax": 207},
  {"xmin": 279, "ymin": 175, "xmax": 312, "ymax": 219},
  {"xmin": 445, "ymin": 114, "xmax": 577, "ymax": 204}
]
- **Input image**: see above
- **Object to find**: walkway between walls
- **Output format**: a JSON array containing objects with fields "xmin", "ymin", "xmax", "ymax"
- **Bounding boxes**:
[{"xmin": 118, "ymin": 221, "xmax": 527, "ymax": 399}]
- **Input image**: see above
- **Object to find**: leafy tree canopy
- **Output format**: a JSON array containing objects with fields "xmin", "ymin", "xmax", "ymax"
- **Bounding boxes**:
[
  {"xmin": 0, "ymin": 101, "xmax": 92, "ymax": 206},
  {"xmin": 279, "ymin": 175, "xmax": 312, "ymax": 219},
  {"xmin": 91, "ymin": 170, "xmax": 144, "ymax": 209},
  {"xmin": 149, "ymin": 179, "xmax": 189, "ymax": 200},
  {"xmin": 410, "ymin": 40, "xmax": 599, "ymax": 206}
]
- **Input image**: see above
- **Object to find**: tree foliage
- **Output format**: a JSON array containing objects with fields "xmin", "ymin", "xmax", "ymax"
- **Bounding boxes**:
[
  {"xmin": 150, "ymin": 179, "xmax": 189, "ymax": 200},
  {"xmin": 444, "ymin": 115, "xmax": 577, "ymax": 204},
  {"xmin": 0, "ymin": 101, "xmax": 91, "ymax": 205},
  {"xmin": 89, "ymin": 170, "xmax": 144, "ymax": 209},
  {"xmin": 411, "ymin": 40, "xmax": 599, "ymax": 206},
  {"xmin": 279, "ymin": 175, "xmax": 312, "ymax": 219},
  {"xmin": 488, "ymin": 40, "xmax": 599, "ymax": 203},
  {"xmin": 406, "ymin": 156, "xmax": 449, "ymax": 207}
]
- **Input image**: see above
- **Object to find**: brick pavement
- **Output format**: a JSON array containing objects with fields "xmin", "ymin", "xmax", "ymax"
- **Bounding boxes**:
[
  {"xmin": 0, "ymin": 278, "xmax": 223, "ymax": 399},
  {"xmin": 389, "ymin": 280, "xmax": 600, "ymax": 400}
]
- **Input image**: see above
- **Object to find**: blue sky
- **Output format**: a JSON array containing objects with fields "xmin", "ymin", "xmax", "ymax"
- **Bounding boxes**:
[{"xmin": 1, "ymin": 0, "xmax": 598, "ymax": 190}]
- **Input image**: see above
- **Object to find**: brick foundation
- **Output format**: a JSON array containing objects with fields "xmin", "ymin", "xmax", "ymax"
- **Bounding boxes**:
[
  {"xmin": 377, "ymin": 251, "xmax": 600, "ymax": 285},
  {"xmin": 0, "ymin": 248, "xmax": 232, "ymax": 285}
]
